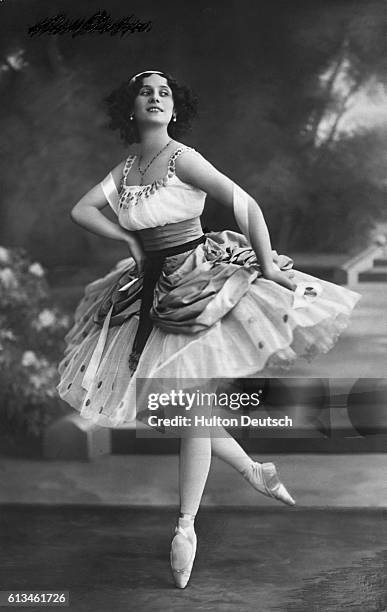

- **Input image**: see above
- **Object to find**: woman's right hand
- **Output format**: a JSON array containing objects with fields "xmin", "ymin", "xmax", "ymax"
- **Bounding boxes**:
[{"xmin": 125, "ymin": 235, "xmax": 146, "ymax": 276}]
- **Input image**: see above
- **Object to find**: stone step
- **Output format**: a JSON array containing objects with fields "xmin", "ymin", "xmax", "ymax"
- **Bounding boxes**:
[{"xmin": 358, "ymin": 267, "xmax": 387, "ymax": 282}]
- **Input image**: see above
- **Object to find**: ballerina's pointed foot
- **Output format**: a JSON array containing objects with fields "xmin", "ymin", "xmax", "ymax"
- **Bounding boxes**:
[
  {"xmin": 170, "ymin": 525, "xmax": 197, "ymax": 589},
  {"xmin": 244, "ymin": 461, "xmax": 296, "ymax": 507}
]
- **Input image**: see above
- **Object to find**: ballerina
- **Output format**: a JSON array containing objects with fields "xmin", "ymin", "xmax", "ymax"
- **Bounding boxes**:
[{"xmin": 57, "ymin": 70, "xmax": 360, "ymax": 588}]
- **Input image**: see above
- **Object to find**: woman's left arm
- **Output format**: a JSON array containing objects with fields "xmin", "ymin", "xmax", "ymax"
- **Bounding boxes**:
[{"xmin": 175, "ymin": 151, "xmax": 295, "ymax": 291}]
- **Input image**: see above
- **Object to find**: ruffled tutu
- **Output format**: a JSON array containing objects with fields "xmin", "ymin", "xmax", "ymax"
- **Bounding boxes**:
[{"xmin": 57, "ymin": 231, "xmax": 361, "ymax": 428}]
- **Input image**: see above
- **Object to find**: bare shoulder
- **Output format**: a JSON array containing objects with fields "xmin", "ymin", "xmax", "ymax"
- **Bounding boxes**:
[
  {"xmin": 174, "ymin": 147, "xmax": 213, "ymax": 180},
  {"xmin": 174, "ymin": 147, "xmax": 234, "ymax": 206},
  {"xmin": 175, "ymin": 147, "xmax": 226, "ymax": 185}
]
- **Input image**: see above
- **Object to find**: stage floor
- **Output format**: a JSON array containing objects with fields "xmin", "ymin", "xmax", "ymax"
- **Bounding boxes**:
[
  {"xmin": 1, "ymin": 506, "xmax": 386, "ymax": 611},
  {"xmin": 2, "ymin": 453, "xmax": 387, "ymax": 508}
]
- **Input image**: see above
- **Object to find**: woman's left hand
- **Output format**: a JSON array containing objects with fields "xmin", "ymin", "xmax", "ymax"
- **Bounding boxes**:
[{"xmin": 262, "ymin": 268, "xmax": 296, "ymax": 292}]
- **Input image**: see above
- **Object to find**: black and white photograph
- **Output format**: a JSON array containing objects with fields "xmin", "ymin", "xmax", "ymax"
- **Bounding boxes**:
[{"xmin": 0, "ymin": 0, "xmax": 387, "ymax": 610}]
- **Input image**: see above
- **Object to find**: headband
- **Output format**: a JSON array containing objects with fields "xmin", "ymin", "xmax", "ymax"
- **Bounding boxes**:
[{"xmin": 129, "ymin": 70, "xmax": 164, "ymax": 85}]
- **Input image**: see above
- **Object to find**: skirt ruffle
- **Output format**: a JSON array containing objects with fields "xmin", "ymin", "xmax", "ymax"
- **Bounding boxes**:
[{"xmin": 57, "ymin": 231, "xmax": 361, "ymax": 428}]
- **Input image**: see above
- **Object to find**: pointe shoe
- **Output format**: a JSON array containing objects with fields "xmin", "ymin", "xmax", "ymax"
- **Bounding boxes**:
[
  {"xmin": 170, "ymin": 525, "xmax": 197, "ymax": 589},
  {"xmin": 243, "ymin": 462, "xmax": 296, "ymax": 506}
]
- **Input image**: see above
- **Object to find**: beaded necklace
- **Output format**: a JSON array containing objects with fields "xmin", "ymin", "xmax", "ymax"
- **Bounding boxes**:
[
  {"xmin": 137, "ymin": 140, "xmax": 173, "ymax": 185},
  {"xmin": 119, "ymin": 146, "xmax": 193, "ymax": 210}
]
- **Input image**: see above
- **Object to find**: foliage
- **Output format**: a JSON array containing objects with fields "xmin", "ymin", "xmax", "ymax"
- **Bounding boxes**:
[{"xmin": 0, "ymin": 246, "xmax": 71, "ymax": 439}]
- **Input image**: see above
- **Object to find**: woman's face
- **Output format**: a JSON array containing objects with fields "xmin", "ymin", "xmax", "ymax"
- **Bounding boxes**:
[{"xmin": 133, "ymin": 74, "xmax": 175, "ymax": 128}]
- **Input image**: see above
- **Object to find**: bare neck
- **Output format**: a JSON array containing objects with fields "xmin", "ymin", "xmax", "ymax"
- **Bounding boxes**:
[{"xmin": 138, "ymin": 126, "xmax": 172, "ymax": 157}]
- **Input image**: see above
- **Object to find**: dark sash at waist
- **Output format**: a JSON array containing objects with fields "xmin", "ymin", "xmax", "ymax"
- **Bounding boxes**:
[
  {"xmin": 138, "ymin": 217, "xmax": 203, "ymax": 251},
  {"xmin": 128, "ymin": 233, "xmax": 206, "ymax": 372},
  {"xmin": 145, "ymin": 235, "xmax": 205, "ymax": 259}
]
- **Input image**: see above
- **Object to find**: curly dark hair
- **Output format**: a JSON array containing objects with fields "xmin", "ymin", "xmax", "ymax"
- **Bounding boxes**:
[{"xmin": 104, "ymin": 71, "xmax": 198, "ymax": 145}]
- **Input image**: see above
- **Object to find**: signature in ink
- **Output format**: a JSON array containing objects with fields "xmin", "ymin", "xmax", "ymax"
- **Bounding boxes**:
[{"xmin": 28, "ymin": 10, "xmax": 152, "ymax": 38}]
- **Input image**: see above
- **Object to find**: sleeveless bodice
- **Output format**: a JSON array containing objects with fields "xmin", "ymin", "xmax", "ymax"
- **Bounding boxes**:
[{"xmin": 117, "ymin": 147, "xmax": 206, "ymax": 232}]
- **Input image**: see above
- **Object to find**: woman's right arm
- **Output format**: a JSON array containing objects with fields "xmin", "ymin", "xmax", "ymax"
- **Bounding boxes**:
[{"xmin": 70, "ymin": 161, "xmax": 145, "ymax": 274}]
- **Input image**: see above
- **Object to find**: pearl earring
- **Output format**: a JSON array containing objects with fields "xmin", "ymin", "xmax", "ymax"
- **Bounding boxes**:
[
  {"xmin": 129, "ymin": 114, "xmax": 134, "ymax": 121},
  {"xmin": 172, "ymin": 115, "xmax": 177, "ymax": 122}
]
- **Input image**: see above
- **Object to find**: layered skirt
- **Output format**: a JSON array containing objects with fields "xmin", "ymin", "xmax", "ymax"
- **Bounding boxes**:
[{"xmin": 57, "ymin": 231, "xmax": 361, "ymax": 428}]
